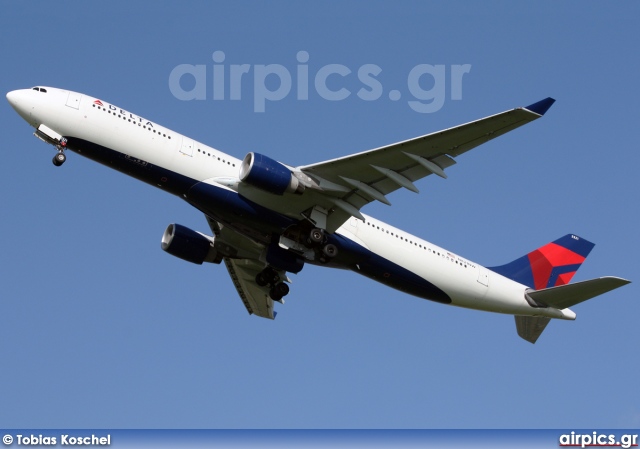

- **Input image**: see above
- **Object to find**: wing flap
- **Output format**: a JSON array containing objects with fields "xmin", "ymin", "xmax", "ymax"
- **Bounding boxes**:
[
  {"xmin": 526, "ymin": 276, "xmax": 631, "ymax": 310},
  {"xmin": 300, "ymin": 104, "xmax": 549, "ymax": 185},
  {"xmin": 224, "ymin": 257, "xmax": 275, "ymax": 319},
  {"xmin": 297, "ymin": 100, "xmax": 554, "ymax": 222},
  {"xmin": 205, "ymin": 216, "xmax": 279, "ymax": 319}
]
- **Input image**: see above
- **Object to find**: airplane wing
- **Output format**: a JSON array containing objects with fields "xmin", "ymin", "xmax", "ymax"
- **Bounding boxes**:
[
  {"xmin": 205, "ymin": 216, "xmax": 286, "ymax": 319},
  {"xmin": 293, "ymin": 98, "xmax": 555, "ymax": 231},
  {"xmin": 223, "ymin": 257, "xmax": 275, "ymax": 319}
]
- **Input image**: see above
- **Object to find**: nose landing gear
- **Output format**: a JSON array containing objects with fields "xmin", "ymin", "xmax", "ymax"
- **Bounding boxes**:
[
  {"xmin": 33, "ymin": 125, "xmax": 68, "ymax": 167},
  {"xmin": 52, "ymin": 137, "xmax": 68, "ymax": 167},
  {"xmin": 52, "ymin": 151, "xmax": 66, "ymax": 166}
]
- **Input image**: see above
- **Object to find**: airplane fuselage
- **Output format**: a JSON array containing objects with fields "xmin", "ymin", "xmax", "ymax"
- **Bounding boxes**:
[{"xmin": 5, "ymin": 86, "xmax": 579, "ymax": 323}]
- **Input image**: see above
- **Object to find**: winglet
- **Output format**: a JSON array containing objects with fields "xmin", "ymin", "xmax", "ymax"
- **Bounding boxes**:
[{"xmin": 525, "ymin": 97, "xmax": 556, "ymax": 116}]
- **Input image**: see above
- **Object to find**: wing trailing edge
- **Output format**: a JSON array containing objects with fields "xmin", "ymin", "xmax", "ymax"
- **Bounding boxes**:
[{"xmin": 296, "ymin": 98, "xmax": 555, "ymax": 230}]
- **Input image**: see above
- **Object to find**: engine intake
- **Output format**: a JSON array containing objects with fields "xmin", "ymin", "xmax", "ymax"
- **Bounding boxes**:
[
  {"xmin": 161, "ymin": 223, "xmax": 221, "ymax": 264},
  {"xmin": 239, "ymin": 152, "xmax": 304, "ymax": 195}
]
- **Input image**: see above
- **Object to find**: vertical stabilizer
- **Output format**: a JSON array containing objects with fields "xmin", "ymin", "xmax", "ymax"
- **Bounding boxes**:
[{"xmin": 489, "ymin": 234, "xmax": 594, "ymax": 289}]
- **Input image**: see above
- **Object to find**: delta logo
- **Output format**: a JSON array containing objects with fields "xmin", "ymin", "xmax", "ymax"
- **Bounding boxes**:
[{"xmin": 92, "ymin": 98, "xmax": 155, "ymax": 128}]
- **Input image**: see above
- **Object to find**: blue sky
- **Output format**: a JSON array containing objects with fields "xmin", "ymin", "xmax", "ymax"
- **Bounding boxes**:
[{"xmin": 1, "ymin": 2, "xmax": 638, "ymax": 429}]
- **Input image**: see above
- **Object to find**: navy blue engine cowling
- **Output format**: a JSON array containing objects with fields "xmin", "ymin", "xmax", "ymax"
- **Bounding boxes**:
[
  {"xmin": 161, "ymin": 223, "xmax": 216, "ymax": 264},
  {"xmin": 239, "ymin": 152, "xmax": 302, "ymax": 195}
]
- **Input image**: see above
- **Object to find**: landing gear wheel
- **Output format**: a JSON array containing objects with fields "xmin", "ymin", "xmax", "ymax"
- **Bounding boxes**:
[
  {"xmin": 256, "ymin": 267, "xmax": 280, "ymax": 287},
  {"xmin": 275, "ymin": 282, "xmax": 289, "ymax": 297},
  {"xmin": 266, "ymin": 268, "xmax": 280, "ymax": 285},
  {"xmin": 255, "ymin": 271, "xmax": 269, "ymax": 287},
  {"xmin": 322, "ymin": 243, "xmax": 338, "ymax": 258},
  {"xmin": 269, "ymin": 282, "xmax": 290, "ymax": 301},
  {"xmin": 52, "ymin": 152, "xmax": 66, "ymax": 167},
  {"xmin": 308, "ymin": 228, "xmax": 324, "ymax": 245}
]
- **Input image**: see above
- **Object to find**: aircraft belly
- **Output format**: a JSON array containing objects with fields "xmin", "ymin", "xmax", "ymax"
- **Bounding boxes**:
[
  {"xmin": 352, "ymin": 221, "xmax": 529, "ymax": 312},
  {"xmin": 26, "ymin": 90, "xmax": 615, "ymax": 322},
  {"xmin": 353, "ymin": 255, "xmax": 452, "ymax": 304},
  {"xmin": 186, "ymin": 180, "xmax": 296, "ymax": 238},
  {"xmin": 64, "ymin": 137, "xmax": 197, "ymax": 197}
]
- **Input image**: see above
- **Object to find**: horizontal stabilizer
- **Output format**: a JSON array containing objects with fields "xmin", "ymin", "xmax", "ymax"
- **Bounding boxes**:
[
  {"xmin": 515, "ymin": 316, "xmax": 551, "ymax": 344},
  {"xmin": 526, "ymin": 276, "xmax": 631, "ymax": 310}
]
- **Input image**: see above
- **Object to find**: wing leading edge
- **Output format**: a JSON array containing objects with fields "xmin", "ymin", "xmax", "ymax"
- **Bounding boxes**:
[{"xmin": 296, "ymin": 98, "xmax": 555, "ymax": 231}]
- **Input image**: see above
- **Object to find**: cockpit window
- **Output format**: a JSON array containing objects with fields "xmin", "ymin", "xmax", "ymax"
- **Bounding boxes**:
[{"xmin": 31, "ymin": 87, "xmax": 47, "ymax": 93}]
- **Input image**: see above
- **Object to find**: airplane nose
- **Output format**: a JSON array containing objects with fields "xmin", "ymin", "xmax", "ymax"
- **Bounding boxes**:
[
  {"xmin": 6, "ymin": 90, "xmax": 19, "ymax": 108},
  {"xmin": 6, "ymin": 89, "xmax": 28, "ymax": 113},
  {"xmin": 6, "ymin": 89, "xmax": 34, "ymax": 124}
]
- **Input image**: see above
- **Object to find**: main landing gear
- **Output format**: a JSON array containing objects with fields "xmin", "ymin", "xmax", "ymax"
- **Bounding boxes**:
[
  {"xmin": 307, "ymin": 227, "xmax": 338, "ymax": 264},
  {"xmin": 259, "ymin": 225, "xmax": 339, "ymax": 302},
  {"xmin": 255, "ymin": 266, "xmax": 290, "ymax": 301}
]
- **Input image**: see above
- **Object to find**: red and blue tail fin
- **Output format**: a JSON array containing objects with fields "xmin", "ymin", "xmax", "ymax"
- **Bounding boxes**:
[{"xmin": 489, "ymin": 234, "xmax": 595, "ymax": 290}]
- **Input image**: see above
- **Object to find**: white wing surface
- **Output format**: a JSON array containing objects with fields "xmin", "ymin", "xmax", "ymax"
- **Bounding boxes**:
[
  {"xmin": 293, "ymin": 98, "xmax": 555, "ymax": 231},
  {"xmin": 205, "ymin": 216, "xmax": 286, "ymax": 319}
]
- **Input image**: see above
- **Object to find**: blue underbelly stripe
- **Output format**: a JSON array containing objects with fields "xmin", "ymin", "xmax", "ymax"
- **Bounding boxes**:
[{"xmin": 65, "ymin": 136, "xmax": 451, "ymax": 305}]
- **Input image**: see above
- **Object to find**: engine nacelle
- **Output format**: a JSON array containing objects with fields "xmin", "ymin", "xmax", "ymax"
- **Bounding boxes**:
[
  {"xmin": 239, "ymin": 152, "xmax": 304, "ymax": 195},
  {"xmin": 161, "ymin": 223, "xmax": 221, "ymax": 264}
]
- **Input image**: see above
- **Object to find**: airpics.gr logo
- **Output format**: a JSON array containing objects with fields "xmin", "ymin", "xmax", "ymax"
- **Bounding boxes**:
[
  {"xmin": 168, "ymin": 50, "xmax": 472, "ymax": 113},
  {"xmin": 559, "ymin": 431, "xmax": 638, "ymax": 449}
]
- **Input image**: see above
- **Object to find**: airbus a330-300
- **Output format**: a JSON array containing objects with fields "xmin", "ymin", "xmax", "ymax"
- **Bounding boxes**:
[{"xmin": 6, "ymin": 86, "xmax": 630, "ymax": 343}]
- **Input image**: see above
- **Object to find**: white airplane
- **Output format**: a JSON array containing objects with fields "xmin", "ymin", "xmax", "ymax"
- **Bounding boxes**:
[{"xmin": 6, "ymin": 86, "xmax": 630, "ymax": 343}]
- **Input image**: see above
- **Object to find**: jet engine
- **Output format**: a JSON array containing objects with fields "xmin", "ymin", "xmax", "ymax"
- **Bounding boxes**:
[
  {"xmin": 239, "ymin": 152, "xmax": 304, "ymax": 195},
  {"xmin": 161, "ymin": 223, "xmax": 221, "ymax": 264}
]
